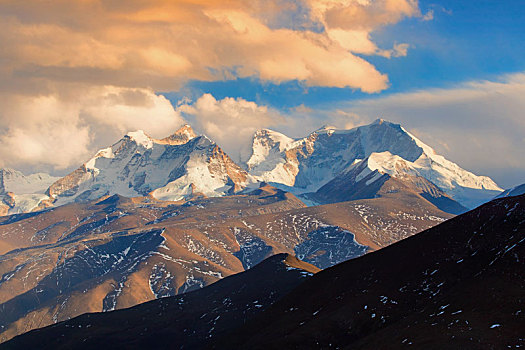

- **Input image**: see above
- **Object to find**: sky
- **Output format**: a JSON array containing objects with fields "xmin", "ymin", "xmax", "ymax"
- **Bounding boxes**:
[{"xmin": 0, "ymin": 0, "xmax": 524, "ymax": 188}]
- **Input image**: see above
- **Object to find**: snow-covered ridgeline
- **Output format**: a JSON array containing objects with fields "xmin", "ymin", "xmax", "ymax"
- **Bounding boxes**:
[
  {"xmin": 0, "ymin": 168, "xmax": 60, "ymax": 214},
  {"xmin": 244, "ymin": 119, "xmax": 503, "ymax": 208}
]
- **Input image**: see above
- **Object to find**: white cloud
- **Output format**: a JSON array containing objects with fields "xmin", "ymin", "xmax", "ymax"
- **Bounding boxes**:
[
  {"xmin": 0, "ymin": 0, "xmax": 426, "ymax": 172},
  {"xmin": 178, "ymin": 94, "xmax": 284, "ymax": 162},
  {"xmin": 422, "ymin": 9, "xmax": 434, "ymax": 21},
  {"xmin": 0, "ymin": 0, "xmax": 423, "ymax": 93},
  {"xmin": 0, "ymin": 86, "xmax": 184, "ymax": 171},
  {"xmin": 82, "ymin": 86, "xmax": 185, "ymax": 139}
]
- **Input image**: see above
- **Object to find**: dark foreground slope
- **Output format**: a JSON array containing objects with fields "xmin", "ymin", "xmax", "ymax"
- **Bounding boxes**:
[
  {"xmin": 215, "ymin": 194, "xmax": 525, "ymax": 349},
  {"xmin": 1, "ymin": 254, "xmax": 319, "ymax": 350}
]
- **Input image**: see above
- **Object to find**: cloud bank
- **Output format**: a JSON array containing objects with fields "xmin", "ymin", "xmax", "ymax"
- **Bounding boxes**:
[
  {"xmin": 0, "ymin": 0, "xmax": 423, "ymax": 172},
  {"xmin": 0, "ymin": 87, "xmax": 184, "ymax": 170},
  {"xmin": 172, "ymin": 72, "xmax": 525, "ymax": 189},
  {"xmin": 0, "ymin": 0, "xmax": 420, "ymax": 92}
]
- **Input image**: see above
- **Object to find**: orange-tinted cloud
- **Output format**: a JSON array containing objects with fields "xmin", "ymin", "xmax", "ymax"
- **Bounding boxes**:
[
  {"xmin": 0, "ymin": 0, "xmax": 423, "ymax": 171},
  {"xmin": 0, "ymin": 0, "xmax": 422, "ymax": 92}
]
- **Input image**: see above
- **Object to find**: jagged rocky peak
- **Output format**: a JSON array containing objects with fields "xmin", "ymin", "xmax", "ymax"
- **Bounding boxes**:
[
  {"xmin": 111, "ymin": 124, "xmax": 197, "ymax": 150},
  {"xmin": 46, "ymin": 123, "xmax": 252, "ymax": 205},
  {"xmin": 124, "ymin": 130, "xmax": 155, "ymax": 148},
  {"xmin": 253, "ymin": 128, "xmax": 295, "ymax": 145},
  {"xmin": 158, "ymin": 124, "xmax": 197, "ymax": 145},
  {"xmin": 245, "ymin": 119, "xmax": 424, "ymax": 189}
]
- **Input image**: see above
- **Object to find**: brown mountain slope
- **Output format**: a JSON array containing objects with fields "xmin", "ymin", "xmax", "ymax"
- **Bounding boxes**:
[
  {"xmin": 0, "ymin": 184, "xmax": 451, "ymax": 343},
  {"xmin": 5, "ymin": 195, "xmax": 521, "ymax": 350},
  {"xmin": 0, "ymin": 186, "xmax": 306, "ymax": 342}
]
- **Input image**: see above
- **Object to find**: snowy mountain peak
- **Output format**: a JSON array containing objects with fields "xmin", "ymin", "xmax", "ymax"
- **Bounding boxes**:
[
  {"xmin": 245, "ymin": 120, "xmax": 503, "ymax": 208},
  {"xmin": 0, "ymin": 168, "xmax": 59, "ymax": 215},
  {"xmin": 46, "ymin": 125, "xmax": 252, "ymax": 205},
  {"xmin": 313, "ymin": 125, "xmax": 337, "ymax": 134},
  {"xmin": 0, "ymin": 168, "xmax": 59, "ymax": 195},
  {"xmin": 158, "ymin": 124, "xmax": 197, "ymax": 145},
  {"xmin": 125, "ymin": 130, "xmax": 154, "ymax": 148}
]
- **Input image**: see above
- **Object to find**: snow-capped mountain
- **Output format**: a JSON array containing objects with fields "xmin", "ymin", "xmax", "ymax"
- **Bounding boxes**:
[
  {"xmin": 310, "ymin": 154, "xmax": 468, "ymax": 214},
  {"xmin": 47, "ymin": 125, "xmax": 252, "ymax": 205},
  {"xmin": 0, "ymin": 120, "xmax": 503, "ymax": 213},
  {"xmin": 245, "ymin": 119, "xmax": 503, "ymax": 209},
  {"xmin": 0, "ymin": 168, "xmax": 59, "ymax": 214},
  {"xmin": 0, "ymin": 168, "xmax": 57, "ymax": 194},
  {"xmin": 495, "ymin": 183, "xmax": 525, "ymax": 199}
]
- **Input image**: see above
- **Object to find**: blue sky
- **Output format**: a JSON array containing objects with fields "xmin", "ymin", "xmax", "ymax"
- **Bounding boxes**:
[{"xmin": 164, "ymin": 0, "xmax": 525, "ymax": 110}]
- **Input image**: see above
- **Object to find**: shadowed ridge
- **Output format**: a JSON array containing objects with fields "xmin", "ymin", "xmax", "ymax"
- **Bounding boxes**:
[
  {"xmin": 213, "ymin": 194, "xmax": 525, "ymax": 349},
  {"xmin": 2, "ymin": 253, "xmax": 318, "ymax": 350}
]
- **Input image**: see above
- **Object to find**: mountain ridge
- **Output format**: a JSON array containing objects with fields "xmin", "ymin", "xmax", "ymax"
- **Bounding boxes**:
[
  {"xmin": 244, "ymin": 119, "xmax": 502, "ymax": 209},
  {"xmin": 46, "ymin": 124, "xmax": 253, "ymax": 205},
  {"xmin": 0, "ymin": 120, "xmax": 505, "ymax": 215},
  {"xmin": 214, "ymin": 193, "xmax": 525, "ymax": 349}
]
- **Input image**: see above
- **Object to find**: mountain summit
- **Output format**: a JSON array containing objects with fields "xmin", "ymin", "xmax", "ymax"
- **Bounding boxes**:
[
  {"xmin": 244, "ymin": 120, "xmax": 502, "ymax": 209},
  {"xmin": 47, "ymin": 124, "xmax": 252, "ymax": 205},
  {"xmin": 0, "ymin": 168, "xmax": 59, "ymax": 215}
]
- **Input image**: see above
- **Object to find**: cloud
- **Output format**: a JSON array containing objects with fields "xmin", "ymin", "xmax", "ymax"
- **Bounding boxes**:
[
  {"xmin": 325, "ymin": 72, "xmax": 525, "ymax": 187},
  {"xmin": 0, "ymin": 0, "xmax": 422, "ymax": 93},
  {"xmin": 172, "ymin": 72, "xmax": 525, "ymax": 188},
  {"xmin": 178, "ymin": 94, "xmax": 285, "ymax": 162},
  {"xmin": 0, "ymin": 0, "xmax": 424, "ymax": 172},
  {"xmin": 422, "ymin": 9, "xmax": 434, "ymax": 21},
  {"xmin": 0, "ymin": 86, "xmax": 184, "ymax": 171}
]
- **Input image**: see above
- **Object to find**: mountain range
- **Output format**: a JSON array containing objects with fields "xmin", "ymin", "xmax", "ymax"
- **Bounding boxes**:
[
  {"xmin": 0, "ymin": 120, "xmax": 504, "ymax": 215},
  {"xmin": 0, "ymin": 181, "xmax": 453, "ymax": 342}
]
